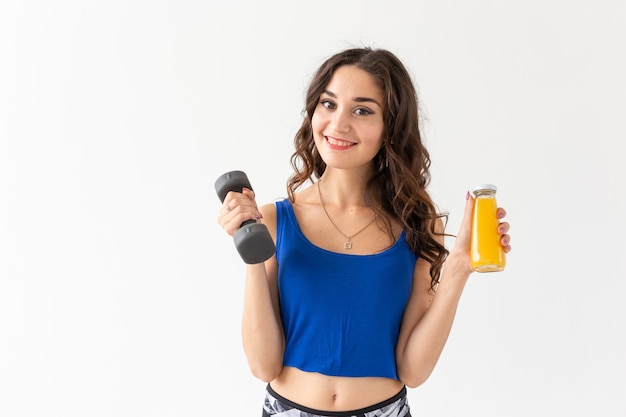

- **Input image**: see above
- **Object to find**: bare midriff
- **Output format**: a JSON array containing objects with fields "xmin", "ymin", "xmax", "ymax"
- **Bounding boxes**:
[{"xmin": 270, "ymin": 366, "xmax": 405, "ymax": 411}]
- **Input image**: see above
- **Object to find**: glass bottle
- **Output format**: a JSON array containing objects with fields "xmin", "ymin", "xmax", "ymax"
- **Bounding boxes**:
[{"xmin": 470, "ymin": 184, "xmax": 506, "ymax": 272}]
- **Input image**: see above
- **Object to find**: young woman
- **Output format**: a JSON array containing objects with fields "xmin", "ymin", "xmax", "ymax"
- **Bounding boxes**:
[{"xmin": 218, "ymin": 47, "xmax": 512, "ymax": 417}]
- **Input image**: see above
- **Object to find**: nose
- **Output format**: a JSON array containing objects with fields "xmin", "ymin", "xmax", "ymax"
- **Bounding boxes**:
[{"xmin": 330, "ymin": 109, "xmax": 351, "ymax": 133}]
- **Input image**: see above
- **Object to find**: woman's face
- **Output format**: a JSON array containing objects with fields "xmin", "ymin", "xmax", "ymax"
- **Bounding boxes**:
[{"xmin": 312, "ymin": 65, "xmax": 386, "ymax": 172}]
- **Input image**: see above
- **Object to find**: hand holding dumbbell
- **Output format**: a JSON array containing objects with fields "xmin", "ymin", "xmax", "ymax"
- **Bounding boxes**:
[{"xmin": 215, "ymin": 170, "xmax": 276, "ymax": 264}]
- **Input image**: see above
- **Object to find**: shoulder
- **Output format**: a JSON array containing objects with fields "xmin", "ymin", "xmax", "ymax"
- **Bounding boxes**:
[
  {"xmin": 258, "ymin": 186, "xmax": 317, "ymax": 239},
  {"xmin": 259, "ymin": 201, "xmax": 279, "ymax": 241}
]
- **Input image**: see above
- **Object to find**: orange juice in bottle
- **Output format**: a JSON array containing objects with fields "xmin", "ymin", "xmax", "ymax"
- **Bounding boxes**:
[{"xmin": 470, "ymin": 184, "xmax": 506, "ymax": 272}]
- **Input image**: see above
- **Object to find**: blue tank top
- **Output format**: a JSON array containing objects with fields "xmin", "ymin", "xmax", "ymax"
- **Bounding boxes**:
[{"xmin": 275, "ymin": 199, "xmax": 418, "ymax": 379}]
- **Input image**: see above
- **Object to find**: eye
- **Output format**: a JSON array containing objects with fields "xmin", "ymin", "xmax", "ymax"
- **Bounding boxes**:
[
  {"xmin": 354, "ymin": 107, "xmax": 374, "ymax": 116},
  {"xmin": 320, "ymin": 99, "xmax": 336, "ymax": 110}
]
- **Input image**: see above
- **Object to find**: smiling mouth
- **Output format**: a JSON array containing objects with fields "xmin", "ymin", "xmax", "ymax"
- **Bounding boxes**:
[{"xmin": 325, "ymin": 136, "xmax": 355, "ymax": 148}]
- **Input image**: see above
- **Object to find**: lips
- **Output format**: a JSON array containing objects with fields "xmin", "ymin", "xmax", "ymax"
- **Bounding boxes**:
[{"xmin": 325, "ymin": 136, "xmax": 355, "ymax": 149}]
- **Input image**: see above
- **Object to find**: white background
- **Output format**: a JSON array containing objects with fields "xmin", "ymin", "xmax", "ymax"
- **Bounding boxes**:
[{"xmin": 1, "ymin": 1, "xmax": 625, "ymax": 416}]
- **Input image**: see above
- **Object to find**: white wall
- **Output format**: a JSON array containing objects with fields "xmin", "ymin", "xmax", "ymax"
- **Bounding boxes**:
[{"xmin": 1, "ymin": 1, "xmax": 624, "ymax": 416}]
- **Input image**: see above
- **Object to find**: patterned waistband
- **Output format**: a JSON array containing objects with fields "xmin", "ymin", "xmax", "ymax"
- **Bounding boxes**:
[{"xmin": 262, "ymin": 384, "xmax": 411, "ymax": 417}]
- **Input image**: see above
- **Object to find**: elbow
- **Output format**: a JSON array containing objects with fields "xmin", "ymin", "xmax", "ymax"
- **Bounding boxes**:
[
  {"xmin": 402, "ymin": 374, "xmax": 428, "ymax": 389},
  {"xmin": 397, "ymin": 366, "xmax": 434, "ymax": 389},
  {"xmin": 248, "ymin": 360, "xmax": 283, "ymax": 383}
]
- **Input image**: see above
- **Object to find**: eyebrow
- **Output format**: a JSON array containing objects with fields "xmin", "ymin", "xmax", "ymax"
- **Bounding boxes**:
[{"xmin": 322, "ymin": 90, "xmax": 382, "ymax": 107}]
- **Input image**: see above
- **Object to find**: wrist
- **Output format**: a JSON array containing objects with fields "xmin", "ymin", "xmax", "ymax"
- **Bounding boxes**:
[
  {"xmin": 245, "ymin": 262, "xmax": 269, "ymax": 281},
  {"xmin": 442, "ymin": 253, "xmax": 472, "ymax": 282}
]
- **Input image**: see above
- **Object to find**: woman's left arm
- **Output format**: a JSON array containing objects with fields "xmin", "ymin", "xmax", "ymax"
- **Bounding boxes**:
[{"xmin": 395, "ymin": 194, "xmax": 511, "ymax": 388}]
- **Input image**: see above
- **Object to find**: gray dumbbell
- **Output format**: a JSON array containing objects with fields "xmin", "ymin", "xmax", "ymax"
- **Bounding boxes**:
[{"xmin": 215, "ymin": 170, "xmax": 275, "ymax": 264}]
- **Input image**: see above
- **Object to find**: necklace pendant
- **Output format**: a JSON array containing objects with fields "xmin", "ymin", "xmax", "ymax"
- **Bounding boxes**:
[{"xmin": 344, "ymin": 240, "xmax": 353, "ymax": 249}]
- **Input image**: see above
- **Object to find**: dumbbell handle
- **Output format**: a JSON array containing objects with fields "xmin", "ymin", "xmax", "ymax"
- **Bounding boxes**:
[
  {"xmin": 215, "ymin": 170, "xmax": 276, "ymax": 264},
  {"xmin": 215, "ymin": 170, "xmax": 256, "ymax": 228}
]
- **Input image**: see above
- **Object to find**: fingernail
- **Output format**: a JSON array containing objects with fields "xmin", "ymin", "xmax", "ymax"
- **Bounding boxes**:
[
  {"xmin": 466, "ymin": 191, "xmax": 470, "ymax": 200},
  {"xmin": 256, "ymin": 213, "xmax": 264, "ymax": 219}
]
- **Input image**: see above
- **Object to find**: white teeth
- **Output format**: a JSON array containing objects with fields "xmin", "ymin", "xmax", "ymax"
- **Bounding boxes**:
[{"xmin": 327, "ymin": 137, "xmax": 353, "ymax": 147}]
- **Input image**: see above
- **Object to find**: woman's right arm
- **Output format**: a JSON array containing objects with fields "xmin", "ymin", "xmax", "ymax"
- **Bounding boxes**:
[{"xmin": 217, "ymin": 190, "xmax": 284, "ymax": 382}]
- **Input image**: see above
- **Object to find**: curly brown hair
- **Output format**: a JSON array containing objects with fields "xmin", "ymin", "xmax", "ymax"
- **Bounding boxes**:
[{"xmin": 287, "ymin": 47, "xmax": 448, "ymax": 290}]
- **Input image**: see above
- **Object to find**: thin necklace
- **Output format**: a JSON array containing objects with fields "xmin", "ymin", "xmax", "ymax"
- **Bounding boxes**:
[{"xmin": 317, "ymin": 180, "xmax": 377, "ymax": 250}]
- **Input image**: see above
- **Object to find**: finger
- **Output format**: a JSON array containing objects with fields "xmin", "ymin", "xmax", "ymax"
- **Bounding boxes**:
[
  {"xmin": 452, "ymin": 191, "xmax": 475, "ymax": 250},
  {"xmin": 218, "ymin": 207, "xmax": 260, "ymax": 236},
  {"xmin": 220, "ymin": 191, "xmax": 262, "ymax": 220},
  {"xmin": 223, "ymin": 190, "xmax": 258, "ymax": 213},
  {"xmin": 242, "ymin": 187, "xmax": 256, "ymax": 201},
  {"xmin": 501, "ymin": 233, "xmax": 511, "ymax": 252},
  {"xmin": 497, "ymin": 207, "xmax": 507, "ymax": 219},
  {"xmin": 239, "ymin": 188, "xmax": 264, "ymax": 218},
  {"xmin": 218, "ymin": 191, "xmax": 256, "ymax": 234},
  {"xmin": 460, "ymin": 192, "xmax": 475, "ymax": 231},
  {"xmin": 497, "ymin": 222, "xmax": 510, "ymax": 235}
]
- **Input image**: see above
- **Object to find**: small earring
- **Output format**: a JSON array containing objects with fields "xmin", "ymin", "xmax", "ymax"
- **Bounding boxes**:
[
  {"xmin": 386, "ymin": 140, "xmax": 393, "ymax": 168},
  {"xmin": 378, "ymin": 150, "xmax": 387, "ymax": 172}
]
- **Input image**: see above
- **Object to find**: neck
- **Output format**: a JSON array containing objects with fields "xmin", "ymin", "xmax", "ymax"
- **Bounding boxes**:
[{"xmin": 318, "ymin": 169, "xmax": 374, "ymax": 208}]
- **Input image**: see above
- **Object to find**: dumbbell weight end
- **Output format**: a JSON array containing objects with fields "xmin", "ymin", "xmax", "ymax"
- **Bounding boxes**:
[{"xmin": 234, "ymin": 222, "xmax": 276, "ymax": 264}]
